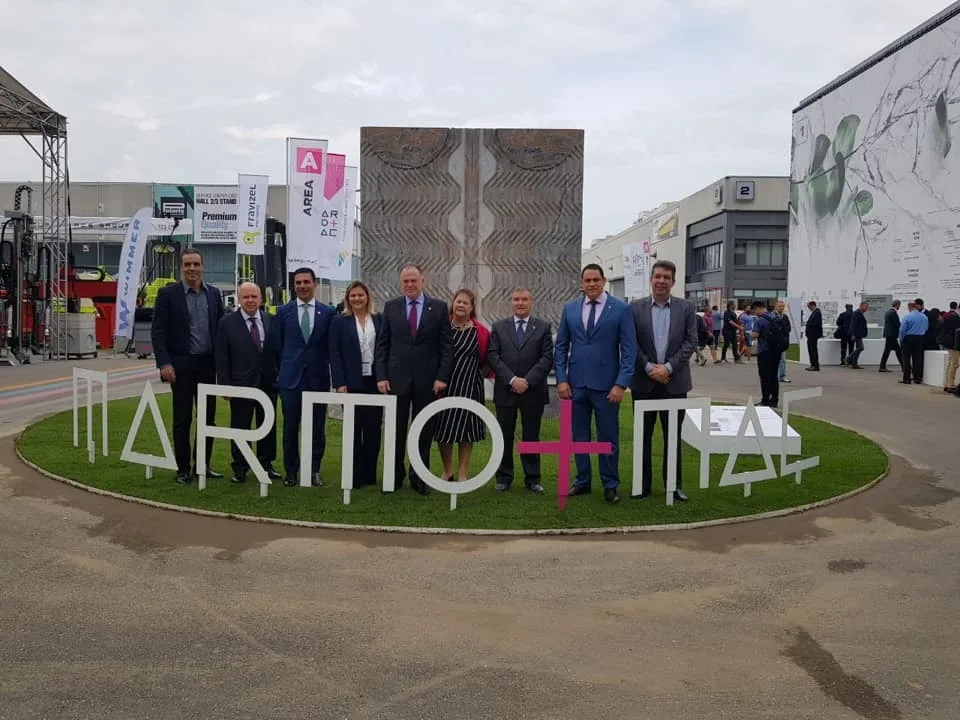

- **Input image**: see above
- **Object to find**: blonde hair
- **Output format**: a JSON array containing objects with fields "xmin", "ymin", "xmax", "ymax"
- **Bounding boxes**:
[{"xmin": 342, "ymin": 281, "xmax": 374, "ymax": 316}]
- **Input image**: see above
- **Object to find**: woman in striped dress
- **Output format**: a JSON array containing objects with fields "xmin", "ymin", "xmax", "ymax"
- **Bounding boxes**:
[{"xmin": 435, "ymin": 288, "xmax": 491, "ymax": 482}]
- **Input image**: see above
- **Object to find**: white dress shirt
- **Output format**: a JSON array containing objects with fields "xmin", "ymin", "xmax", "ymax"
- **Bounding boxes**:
[{"xmin": 355, "ymin": 315, "xmax": 376, "ymax": 376}]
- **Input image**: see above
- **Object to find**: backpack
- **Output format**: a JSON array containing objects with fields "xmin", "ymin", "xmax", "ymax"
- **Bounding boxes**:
[{"xmin": 763, "ymin": 314, "xmax": 791, "ymax": 354}]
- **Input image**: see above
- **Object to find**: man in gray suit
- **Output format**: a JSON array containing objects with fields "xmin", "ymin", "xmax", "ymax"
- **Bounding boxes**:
[
  {"xmin": 629, "ymin": 260, "xmax": 698, "ymax": 502},
  {"xmin": 487, "ymin": 288, "xmax": 554, "ymax": 494}
]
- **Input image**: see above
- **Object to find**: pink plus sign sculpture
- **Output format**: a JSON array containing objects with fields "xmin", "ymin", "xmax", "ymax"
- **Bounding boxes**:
[{"xmin": 517, "ymin": 398, "xmax": 613, "ymax": 511}]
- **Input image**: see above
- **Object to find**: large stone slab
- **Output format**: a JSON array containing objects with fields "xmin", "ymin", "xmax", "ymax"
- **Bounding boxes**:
[{"xmin": 359, "ymin": 127, "xmax": 584, "ymax": 323}]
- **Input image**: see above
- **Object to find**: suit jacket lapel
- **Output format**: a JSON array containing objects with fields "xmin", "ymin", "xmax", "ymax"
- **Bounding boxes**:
[
  {"xmin": 518, "ymin": 318, "xmax": 536, "ymax": 348},
  {"xmin": 588, "ymin": 297, "xmax": 612, "ymax": 337}
]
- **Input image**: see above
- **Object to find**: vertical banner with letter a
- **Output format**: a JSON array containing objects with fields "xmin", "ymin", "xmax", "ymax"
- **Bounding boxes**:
[{"xmin": 285, "ymin": 137, "xmax": 329, "ymax": 275}]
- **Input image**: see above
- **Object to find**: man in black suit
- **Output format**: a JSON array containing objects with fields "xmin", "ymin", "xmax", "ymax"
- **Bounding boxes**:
[
  {"xmin": 847, "ymin": 300, "xmax": 869, "ymax": 369},
  {"xmin": 375, "ymin": 263, "xmax": 453, "ymax": 495},
  {"xmin": 487, "ymin": 288, "xmax": 554, "ymax": 494},
  {"xmin": 214, "ymin": 282, "xmax": 282, "ymax": 484},
  {"xmin": 879, "ymin": 299, "xmax": 902, "ymax": 373},
  {"xmin": 629, "ymin": 260, "xmax": 697, "ymax": 502},
  {"xmin": 150, "ymin": 249, "xmax": 225, "ymax": 485},
  {"xmin": 804, "ymin": 300, "xmax": 823, "ymax": 371}
]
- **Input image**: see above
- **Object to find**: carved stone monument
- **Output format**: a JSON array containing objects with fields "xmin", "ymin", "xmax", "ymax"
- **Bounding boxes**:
[{"xmin": 360, "ymin": 127, "xmax": 584, "ymax": 322}]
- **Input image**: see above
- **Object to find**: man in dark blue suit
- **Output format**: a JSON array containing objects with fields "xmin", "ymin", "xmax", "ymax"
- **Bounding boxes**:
[
  {"xmin": 150, "ymin": 249, "xmax": 225, "ymax": 485},
  {"xmin": 555, "ymin": 264, "xmax": 637, "ymax": 503},
  {"xmin": 266, "ymin": 267, "xmax": 334, "ymax": 487}
]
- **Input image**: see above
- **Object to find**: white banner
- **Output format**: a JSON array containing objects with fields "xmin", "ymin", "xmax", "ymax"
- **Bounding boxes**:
[
  {"xmin": 194, "ymin": 185, "xmax": 239, "ymax": 244},
  {"xmin": 316, "ymin": 154, "xmax": 348, "ymax": 281},
  {"xmin": 622, "ymin": 241, "xmax": 651, "ymax": 299},
  {"xmin": 114, "ymin": 207, "xmax": 154, "ymax": 339},
  {"xmin": 335, "ymin": 164, "xmax": 358, "ymax": 283},
  {"xmin": 236, "ymin": 174, "xmax": 269, "ymax": 256},
  {"xmin": 286, "ymin": 137, "xmax": 329, "ymax": 274}
]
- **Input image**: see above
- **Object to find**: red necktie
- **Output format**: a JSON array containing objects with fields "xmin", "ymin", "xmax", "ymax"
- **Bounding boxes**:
[
  {"xmin": 248, "ymin": 317, "xmax": 261, "ymax": 349},
  {"xmin": 408, "ymin": 300, "xmax": 418, "ymax": 336}
]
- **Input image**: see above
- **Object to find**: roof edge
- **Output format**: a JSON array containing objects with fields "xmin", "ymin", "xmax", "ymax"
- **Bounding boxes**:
[{"xmin": 793, "ymin": 2, "xmax": 960, "ymax": 113}]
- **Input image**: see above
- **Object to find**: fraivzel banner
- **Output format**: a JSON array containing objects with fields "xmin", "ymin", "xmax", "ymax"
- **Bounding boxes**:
[
  {"xmin": 236, "ymin": 174, "xmax": 269, "ymax": 256},
  {"xmin": 285, "ymin": 137, "xmax": 329, "ymax": 274}
]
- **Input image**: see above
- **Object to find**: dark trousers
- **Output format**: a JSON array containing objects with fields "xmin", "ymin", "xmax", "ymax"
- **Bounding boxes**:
[
  {"xmin": 757, "ymin": 351, "xmax": 780, "ymax": 406},
  {"xmin": 721, "ymin": 330, "xmax": 740, "ymax": 361},
  {"xmin": 228, "ymin": 389, "xmax": 277, "ymax": 474},
  {"xmin": 806, "ymin": 337, "xmax": 820, "ymax": 369},
  {"xmin": 633, "ymin": 386, "xmax": 685, "ymax": 496},
  {"xmin": 839, "ymin": 335, "xmax": 852, "ymax": 362},
  {"xmin": 394, "ymin": 387, "xmax": 435, "ymax": 488},
  {"xmin": 279, "ymin": 389, "xmax": 326, "ymax": 476},
  {"xmin": 352, "ymin": 375, "xmax": 383, "ymax": 488},
  {"xmin": 495, "ymin": 403, "xmax": 545, "ymax": 486},
  {"xmin": 902, "ymin": 335, "xmax": 925, "ymax": 383},
  {"xmin": 572, "ymin": 388, "xmax": 620, "ymax": 490},
  {"xmin": 848, "ymin": 337, "xmax": 865, "ymax": 365},
  {"xmin": 880, "ymin": 337, "xmax": 902, "ymax": 369},
  {"xmin": 170, "ymin": 354, "xmax": 216, "ymax": 474}
]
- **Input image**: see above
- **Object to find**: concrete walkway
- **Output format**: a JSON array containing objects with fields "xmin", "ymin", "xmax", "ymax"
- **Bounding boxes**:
[{"xmin": 0, "ymin": 357, "xmax": 956, "ymax": 719}]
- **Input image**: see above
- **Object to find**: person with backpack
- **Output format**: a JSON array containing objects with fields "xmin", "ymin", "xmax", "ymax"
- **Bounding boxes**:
[{"xmin": 750, "ymin": 300, "xmax": 789, "ymax": 407}]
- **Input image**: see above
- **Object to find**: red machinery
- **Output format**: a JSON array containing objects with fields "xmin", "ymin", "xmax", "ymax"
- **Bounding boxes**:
[{"xmin": 67, "ymin": 265, "xmax": 117, "ymax": 350}]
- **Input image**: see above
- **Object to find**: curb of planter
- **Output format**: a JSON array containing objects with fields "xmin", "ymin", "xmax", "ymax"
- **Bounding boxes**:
[{"xmin": 14, "ymin": 436, "xmax": 889, "ymax": 537}]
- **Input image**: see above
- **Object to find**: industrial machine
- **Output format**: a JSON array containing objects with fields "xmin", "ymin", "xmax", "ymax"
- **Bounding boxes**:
[
  {"xmin": 236, "ymin": 217, "xmax": 288, "ymax": 313},
  {"xmin": 0, "ymin": 185, "xmax": 47, "ymax": 364}
]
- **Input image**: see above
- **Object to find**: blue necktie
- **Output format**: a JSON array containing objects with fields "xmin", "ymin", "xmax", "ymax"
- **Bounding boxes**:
[
  {"xmin": 586, "ymin": 301, "xmax": 597, "ymax": 334},
  {"xmin": 516, "ymin": 319, "xmax": 526, "ymax": 343}
]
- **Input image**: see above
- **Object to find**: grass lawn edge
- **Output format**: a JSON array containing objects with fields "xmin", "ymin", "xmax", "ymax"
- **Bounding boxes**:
[{"xmin": 14, "ymin": 426, "xmax": 890, "ymax": 537}]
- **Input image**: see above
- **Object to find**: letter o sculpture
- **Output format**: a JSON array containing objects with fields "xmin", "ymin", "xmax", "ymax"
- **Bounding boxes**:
[{"xmin": 405, "ymin": 397, "xmax": 505, "ymax": 501}]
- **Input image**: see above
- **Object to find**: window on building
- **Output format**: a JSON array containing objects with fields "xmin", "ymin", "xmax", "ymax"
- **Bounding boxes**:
[
  {"xmin": 734, "ymin": 240, "xmax": 786, "ymax": 267},
  {"xmin": 733, "ymin": 289, "xmax": 754, "ymax": 297},
  {"xmin": 691, "ymin": 242, "xmax": 723, "ymax": 273}
]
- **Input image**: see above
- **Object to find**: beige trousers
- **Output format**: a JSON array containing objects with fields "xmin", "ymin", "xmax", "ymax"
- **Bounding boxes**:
[{"xmin": 946, "ymin": 349, "xmax": 960, "ymax": 389}]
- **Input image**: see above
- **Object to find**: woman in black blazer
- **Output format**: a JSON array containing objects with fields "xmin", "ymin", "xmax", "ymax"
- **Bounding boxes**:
[{"xmin": 330, "ymin": 281, "xmax": 384, "ymax": 489}]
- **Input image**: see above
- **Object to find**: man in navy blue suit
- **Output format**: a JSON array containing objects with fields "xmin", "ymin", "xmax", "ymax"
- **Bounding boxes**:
[
  {"xmin": 150, "ymin": 249, "xmax": 225, "ymax": 485},
  {"xmin": 555, "ymin": 264, "xmax": 637, "ymax": 503},
  {"xmin": 266, "ymin": 267, "xmax": 334, "ymax": 487}
]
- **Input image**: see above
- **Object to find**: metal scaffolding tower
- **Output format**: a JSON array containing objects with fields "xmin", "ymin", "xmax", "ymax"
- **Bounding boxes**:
[{"xmin": 0, "ymin": 65, "xmax": 69, "ymax": 360}]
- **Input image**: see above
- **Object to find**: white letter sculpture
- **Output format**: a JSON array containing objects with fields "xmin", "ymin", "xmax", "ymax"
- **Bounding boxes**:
[
  {"xmin": 407, "ymin": 397, "xmax": 505, "ymax": 511},
  {"xmin": 299, "ymin": 391, "xmax": 398, "ymax": 504},
  {"xmin": 196, "ymin": 383, "xmax": 275, "ymax": 496},
  {"xmin": 718, "ymin": 397, "xmax": 778, "ymax": 497},
  {"xmin": 780, "ymin": 387, "xmax": 822, "ymax": 483},
  {"xmin": 72, "ymin": 367, "xmax": 109, "ymax": 463},
  {"xmin": 121, "ymin": 381, "xmax": 177, "ymax": 478},
  {"xmin": 631, "ymin": 397, "xmax": 712, "ymax": 506}
]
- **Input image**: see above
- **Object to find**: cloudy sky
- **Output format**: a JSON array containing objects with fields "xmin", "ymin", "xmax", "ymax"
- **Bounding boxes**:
[{"xmin": 0, "ymin": 0, "xmax": 951, "ymax": 244}]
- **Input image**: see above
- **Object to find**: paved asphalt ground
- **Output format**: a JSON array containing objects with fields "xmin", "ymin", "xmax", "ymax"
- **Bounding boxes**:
[{"xmin": 0, "ymin": 354, "xmax": 957, "ymax": 719}]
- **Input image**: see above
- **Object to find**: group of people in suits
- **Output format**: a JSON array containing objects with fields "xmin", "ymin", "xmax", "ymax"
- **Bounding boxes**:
[{"xmin": 152, "ymin": 252, "xmax": 700, "ymax": 506}]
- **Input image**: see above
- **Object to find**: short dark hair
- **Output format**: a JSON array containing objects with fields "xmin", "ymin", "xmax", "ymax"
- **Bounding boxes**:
[
  {"xmin": 807, "ymin": 300, "xmax": 817, "ymax": 307},
  {"xmin": 581, "ymin": 263, "xmax": 604, "ymax": 279},
  {"xmin": 181, "ymin": 248, "xmax": 203, "ymax": 263},
  {"xmin": 292, "ymin": 267, "xmax": 316, "ymax": 281},
  {"xmin": 950, "ymin": 301, "xmax": 957, "ymax": 310},
  {"xmin": 751, "ymin": 300, "xmax": 766, "ymax": 310},
  {"xmin": 914, "ymin": 297, "xmax": 924, "ymax": 307},
  {"xmin": 650, "ymin": 259, "xmax": 676, "ymax": 280}
]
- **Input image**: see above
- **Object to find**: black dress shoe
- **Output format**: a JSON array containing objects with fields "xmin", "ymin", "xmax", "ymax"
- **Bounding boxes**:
[
  {"xmin": 262, "ymin": 464, "xmax": 282, "ymax": 480},
  {"xmin": 568, "ymin": 486, "xmax": 591, "ymax": 496},
  {"xmin": 311, "ymin": 474, "xmax": 324, "ymax": 487},
  {"xmin": 412, "ymin": 481, "xmax": 431, "ymax": 496},
  {"xmin": 283, "ymin": 475, "xmax": 298, "ymax": 487},
  {"xmin": 630, "ymin": 492, "xmax": 649, "ymax": 500},
  {"xmin": 194, "ymin": 468, "xmax": 224, "ymax": 479},
  {"xmin": 495, "ymin": 482, "xmax": 509, "ymax": 492},
  {"xmin": 231, "ymin": 471, "xmax": 247, "ymax": 484},
  {"xmin": 175, "ymin": 472, "xmax": 192, "ymax": 485},
  {"xmin": 526, "ymin": 483, "xmax": 545, "ymax": 495},
  {"xmin": 604, "ymin": 488, "xmax": 620, "ymax": 504},
  {"xmin": 673, "ymin": 489, "xmax": 689, "ymax": 502}
]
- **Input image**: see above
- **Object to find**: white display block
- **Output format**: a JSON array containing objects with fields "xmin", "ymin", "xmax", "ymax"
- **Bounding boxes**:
[
  {"xmin": 684, "ymin": 406, "xmax": 801, "ymax": 455},
  {"xmin": 922, "ymin": 350, "xmax": 948, "ymax": 387},
  {"xmin": 800, "ymin": 338, "xmax": 887, "ymax": 366}
]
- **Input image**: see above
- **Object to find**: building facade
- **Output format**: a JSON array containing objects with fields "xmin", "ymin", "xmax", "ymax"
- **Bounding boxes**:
[
  {"xmin": 0, "ymin": 181, "xmax": 360, "ymax": 294},
  {"xmin": 583, "ymin": 176, "xmax": 789, "ymax": 308}
]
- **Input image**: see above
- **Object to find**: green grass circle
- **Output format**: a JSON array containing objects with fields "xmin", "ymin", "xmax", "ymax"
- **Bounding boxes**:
[{"xmin": 18, "ymin": 395, "xmax": 887, "ymax": 531}]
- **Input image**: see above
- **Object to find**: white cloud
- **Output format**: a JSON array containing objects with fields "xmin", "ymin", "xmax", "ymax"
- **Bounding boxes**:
[{"xmin": 0, "ymin": 0, "xmax": 951, "ymax": 242}]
